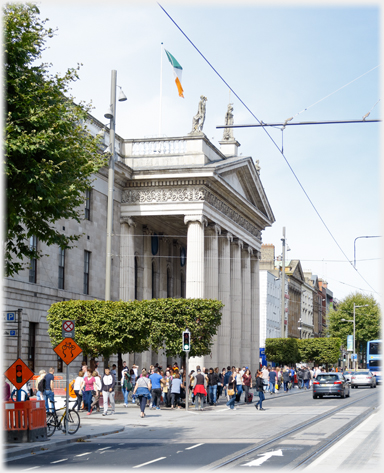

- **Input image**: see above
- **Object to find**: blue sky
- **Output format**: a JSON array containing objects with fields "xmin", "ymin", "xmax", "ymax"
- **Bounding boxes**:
[{"xmin": 37, "ymin": 0, "xmax": 381, "ymax": 302}]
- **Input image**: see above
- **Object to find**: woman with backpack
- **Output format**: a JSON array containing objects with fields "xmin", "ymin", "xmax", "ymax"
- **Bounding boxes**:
[
  {"xmin": 35, "ymin": 370, "xmax": 46, "ymax": 401},
  {"xmin": 282, "ymin": 367, "xmax": 290, "ymax": 393},
  {"xmin": 132, "ymin": 368, "xmax": 152, "ymax": 418},
  {"xmin": 80, "ymin": 369, "xmax": 98, "ymax": 415}
]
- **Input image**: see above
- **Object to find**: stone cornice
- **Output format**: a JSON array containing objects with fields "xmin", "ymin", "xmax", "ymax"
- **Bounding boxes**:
[{"xmin": 122, "ymin": 185, "xmax": 262, "ymax": 241}]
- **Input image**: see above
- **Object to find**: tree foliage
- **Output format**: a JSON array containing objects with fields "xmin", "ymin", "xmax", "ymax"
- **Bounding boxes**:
[
  {"xmin": 47, "ymin": 298, "xmax": 223, "ymax": 359},
  {"xmin": 265, "ymin": 338, "xmax": 299, "ymax": 365},
  {"xmin": 4, "ymin": 3, "xmax": 106, "ymax": 276},
  {"xmin": 326, "ymin": 292, "xmax": 381, "ymax": 355},
  {"xmin": 298, "ymin": 337, "xmax": 342, "ymax": 365}
]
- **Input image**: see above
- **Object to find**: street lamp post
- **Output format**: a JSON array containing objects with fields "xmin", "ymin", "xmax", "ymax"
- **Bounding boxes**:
[
  {"xmin": 280, "ymin": 227, "xmax": 286, "ymax": 338},
  {"xmin": 104, "ymin": 70, "xmax": 126, "ymax": 301},
  {"xmin": 341, "ymin": 303, "xmax": 369, "ymax": 370},
  {"xmin": 353, "ymin": 235, "xmax": 381, "ymax": 267}
]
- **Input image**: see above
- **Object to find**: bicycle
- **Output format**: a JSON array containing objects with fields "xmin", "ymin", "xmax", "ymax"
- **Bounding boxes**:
[{"xmin": 46, "ymin": 400, "xmax": 80, "ymax": 437}]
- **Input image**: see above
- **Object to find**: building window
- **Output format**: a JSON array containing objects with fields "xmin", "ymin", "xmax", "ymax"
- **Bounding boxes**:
[
  {"xmin": 84, "ymin": 251, "xmax": 90, "ymax": 294},
  {"xmin": 58, "ymin": 248, "xmax": 65, "ymax": 289},
  {"xmin": 134, "ymin": 256, "xmax": 138, "ymax": 300},
  {"xmin": 85, "ymin": 189, "xmax": 91, "ymax": 220},
  {"xmin": 152, "ymin": 262, "xmax": 156, "ymax": 299},
  {"xmin": 29, "ymin": 235, "xmax": 37, "ymax": 283},
  {"xmin": 28, "ymin": 322, "xmax": 37, "ymax": 372},
  {"xmin": 167, "ymin": 268, "xmax": 172, "ymax": 298},
  {"xmin": 181, "ymin": 271, "xmax": 186, "ymax": 298}
]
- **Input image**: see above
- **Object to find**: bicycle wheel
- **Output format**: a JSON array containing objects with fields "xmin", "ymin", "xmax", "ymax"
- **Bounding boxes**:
[
  {"xmin": 46, "ymin": 412, "xmax": 57, "ymax": 437},
  {"xmin": 63, "ymin": 409, "xmax": 80, "ymax": 434}
]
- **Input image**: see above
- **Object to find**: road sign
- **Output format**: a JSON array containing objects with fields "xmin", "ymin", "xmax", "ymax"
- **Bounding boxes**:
[
  {"xmin": 62, "ymin": 320, "xmax": 75, "ymax": 338},
  {"xmin": 4, "ymin": 329, "xmax": 17, "ymax": 337},
  {"xmin": 4, "ymin": 358, "xmax": 34, "ymax": 390},
  {"xmin": 3, "ymin": 312, "xmax": 17, "ymax": 323},
  {"xmin": 54, "ymin": 338, "xmax": 82, "ymax": 365}
]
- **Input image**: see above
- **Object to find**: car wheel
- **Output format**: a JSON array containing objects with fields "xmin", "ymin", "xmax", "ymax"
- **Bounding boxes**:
[
  {"xmin": 346, "ymin": 388, "xmax": 350, "ymax": 398},
  {"xmin": 313, "ymin": 395, "xmax": 317, "ymax": 399},
  {"xmin": 374, "ymin": 384, "xmax": 376, "ymax": 388}
]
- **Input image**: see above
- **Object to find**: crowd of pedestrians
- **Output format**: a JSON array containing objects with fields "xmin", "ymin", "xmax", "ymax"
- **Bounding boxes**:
[{"xmin": 3, "ymin": 361, "xmax": 334, "ymax": 417}]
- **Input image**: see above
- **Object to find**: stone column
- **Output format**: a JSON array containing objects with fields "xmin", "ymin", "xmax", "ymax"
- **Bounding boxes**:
[
  {"xmin": 241, "ymin": 246, "xmax": 252, "ymax": 366},
  {"xmin": 159, "ymin": 237, "xmax": 168, "ymax": 299},
  {"xmin": 119, "ymin": 217, "xmax": 136, "ymax": 302},
  {"xmin": 218, "ymin": 232, "xmax": 232, "ymax": 368},
  {"xmin": 204, "ymin": 223, "xmax": 221, "ymax": 367},
  {"xmin": 141, "ymin": 225, "xmax": 152, "ymax": 369},
  {"xmin": 184, "ymin": 214, "xmax": 207, "ymax": 372},
  {"xmin": 173, "ymin": 240, "xmax": 181, "ymax": 298},
  {"xmin": 251, "ymin": 251, "xmax": 261, "ymax": 372},
  {"xmin": 230, "ymin": 238, "xmax": 243, "ymax": 367}
]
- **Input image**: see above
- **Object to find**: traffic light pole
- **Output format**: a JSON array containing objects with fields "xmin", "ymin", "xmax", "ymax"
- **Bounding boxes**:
[
  {"xmin": 185, "ymin": 351, "xmax": 189, "ymax": 412},
  {"xmin": 65, "ymin": 363, "xmax": 69, "ymax": 435}
]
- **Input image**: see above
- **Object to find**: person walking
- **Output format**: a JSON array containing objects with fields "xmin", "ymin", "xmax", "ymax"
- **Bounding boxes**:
[
  {"xmin": 133, "ymin": 368, "xmax": 152, "ymax": 418},
  {"xmin": 35, "ymin": 370, "xmax": 46, "ymax": 401},
  {"xmin": 121, "ymin": 370, "xmax": 132, "ymax": 407},
  {"xmin": 255, "ymin": 370, "xmax": 266, "ymax": 410},
  {"xmin": 217, "ymin": 367, "xmax": 224, "ymax": 401},
  {"xmin": 194, "ymin": 368, "xmax": 208, "ymax": 411},
  {"xmin": 90, "ymin": 370, "xmax": 102, "ymax": 413},
  {"xmin": 242, "ymin": 368, "xmax": 253, "ymax": 403},
  {"xmin": 223, "ymin": 366, "xmax": 232, "ymax": 401},
  {"xmin": 101, "ymin": 367, "xmax": 115, "ymax": 416},
  {"xmin": 268, "ymin": 367, "xmax": 277, "ymax": 395},
  {"xmin": 170, "ymin": 372, "xmax": 183, "ymax": 409},
  {"xmin": 261, "ymin": 366, "xmax": 269, "ymax": 392},
  {"xmin": 149, "ymin": 368, "xmax": 163, "ymax": 410},
  {"xmin": 297, "ymin": 365, "xmax": 304, "ymax": 389},
  {"xmin": 72, "ymin": 371, "xmax": 84, "ymax": 411},
  {"xmin": 303, "ymin": 367, "xmax": 311, "ymax": 389},
  {"xmin": 207, "ymin": 367, "xmax": 219, "ymax": 406},
  {"xmin": 80, "ymin": 369, "xmax": 98, "ymax": 415},
  {"xmin": 235, "ymin": 367, "xmax": 243, "ymax": 402},
  {"xmin": 282, "ymin": 367, "xmax": 290, "ymax": 393},
  {"xmin": 226, "ymin": 370, "xmax": 237, "ymax": 410},
  {"xmin": 44, "ymin": 367, "xmax": 55, "ymax": 413}
]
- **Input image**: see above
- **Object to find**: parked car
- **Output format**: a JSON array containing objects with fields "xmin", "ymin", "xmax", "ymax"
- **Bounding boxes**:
[
  {"xmin": 312, "ymin": 372, "xmax": 350, "ymax": 399},
  {"xmin": 343, "ymin": 370, "xmax": 354, "ymax": 382},
  {"xmin": 351, "ymin": 370, "xmax": 377, "ymax": 389}
]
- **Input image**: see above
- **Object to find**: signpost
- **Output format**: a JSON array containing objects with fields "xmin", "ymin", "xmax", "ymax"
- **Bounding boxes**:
[
  {"xmin": 3, "ymin": 312, "xmax": 17, "ymax": 322},
  {"xmin": 182, "ymin": 330, "xmax": 190, "ymax": 412},
  {"xmin": 54, "ymin": 322, "xmax": 82, "ymax": 435},
  {"xmin": 4, "ymin": 358, "xmax": 34, "ymax": 401}
]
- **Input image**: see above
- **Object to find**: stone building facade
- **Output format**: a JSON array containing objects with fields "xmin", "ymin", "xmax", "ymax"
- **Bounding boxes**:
[{"xmin": 3, "ymin": 111, "xmax": 275, "ymax": 375}]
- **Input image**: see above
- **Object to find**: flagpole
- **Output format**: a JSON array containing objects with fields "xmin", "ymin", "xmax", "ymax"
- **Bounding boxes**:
[{"xmin": 159, "ymin": 42, "xmax": 163, "ymax": 137}]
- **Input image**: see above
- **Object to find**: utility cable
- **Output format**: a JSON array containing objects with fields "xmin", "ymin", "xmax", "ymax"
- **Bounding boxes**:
[{"xmin": 157, "ymin": 2, "xmax": 379, "ymax": 296}]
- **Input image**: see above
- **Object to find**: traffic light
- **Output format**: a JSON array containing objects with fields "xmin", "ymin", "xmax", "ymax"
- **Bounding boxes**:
[
  {"xmin": 16, "ymin": 364, "xmax": 22, "ymax": 383},
  {"xmin": 182, "ymin": 331, "xmax": 191, "ymax": 352}
]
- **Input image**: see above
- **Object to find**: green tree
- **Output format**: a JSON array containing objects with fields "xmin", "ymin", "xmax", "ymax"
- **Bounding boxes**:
[
  {"xmin": 4, "ymin": 3, "xmax": 106, "ymax": 277},
  {"xmin": 298, "ymin": 338, "xmax": 342, "ymax": 367},
  {"xmin": 265, "ymin": 338, "xmax": 300, "ymax": 365},
  {"xmin": 327, "ymin": 293, "xmax": 380, "ymax": 360},
  {"xmin": 47, "ymin": 298, "xmax": 223, "ymax": 360}
]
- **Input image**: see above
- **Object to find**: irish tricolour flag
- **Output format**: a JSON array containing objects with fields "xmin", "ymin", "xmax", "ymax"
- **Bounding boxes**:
[{"xmin": 165, "ymin": 49, "xmax": 184, "ymax": 98}]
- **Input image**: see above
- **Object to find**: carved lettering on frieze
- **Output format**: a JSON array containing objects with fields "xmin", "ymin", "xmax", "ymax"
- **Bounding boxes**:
[{"xmin": 122, "ymin": 186, "xmax": 262, "ymax": 241}]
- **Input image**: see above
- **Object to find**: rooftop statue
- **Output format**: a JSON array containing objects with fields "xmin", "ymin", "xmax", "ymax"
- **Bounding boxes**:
[
  {"xmin": 191, "ymin": 95, "xmax": 207, "ymax": 133},
  {"xmin": 223, "ymin": 103, "xmax": 234, "ymax": 140}
]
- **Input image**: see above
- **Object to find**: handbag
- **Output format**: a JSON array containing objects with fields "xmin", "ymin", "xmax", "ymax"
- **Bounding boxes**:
[{"xmin": 228, "ymin": 388, "xmax": 235, "ymax": 396}]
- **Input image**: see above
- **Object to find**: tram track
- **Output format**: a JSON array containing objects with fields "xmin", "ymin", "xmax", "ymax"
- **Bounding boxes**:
[{"xmin": 209, "ymin": 390, "xmax": 379, "ymax": 470}]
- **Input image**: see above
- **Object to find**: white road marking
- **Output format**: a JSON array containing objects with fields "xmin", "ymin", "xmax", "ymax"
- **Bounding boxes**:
[
  {"xmin": 76, "ymin": 452, "xmax": 92, "ymax": 456},
  {"xmin": 185, "ymin": 443, "xmax": 204, "ymax": 450},
  {"xmin": 22, "ymin": 468, "xmax": 40, "ymax": 471},
  {"xmin": 98, "ymin": 446, "xmax": 112, "ymax": 451},
  {"xmin": 242, "ymin": 449, "xmax": 283, "ymax": 467},
  {"xmin": 50, "ymin": 459, "xmax": 68, "ymax": 464},
  {"xmin": 133, "ymin": 457, "xmax": 167, "ymax": 468}
]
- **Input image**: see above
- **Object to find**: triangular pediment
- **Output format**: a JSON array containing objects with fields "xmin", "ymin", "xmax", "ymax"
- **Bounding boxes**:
[
  {"xmin": 291, "ymin": 260, "xmax": 305, "ymax": 283},
  {"xmin": 211, "ymin": 157, "xmax": 274, "ymax": 222}
]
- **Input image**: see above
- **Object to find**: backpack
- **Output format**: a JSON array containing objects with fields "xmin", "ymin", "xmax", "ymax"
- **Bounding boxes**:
[{"xmin": 37, "ymin": 377, "xmax": 46, "ymax": 393}]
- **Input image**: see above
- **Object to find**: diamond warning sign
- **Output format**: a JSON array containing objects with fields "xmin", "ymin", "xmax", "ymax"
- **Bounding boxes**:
[
  {"xmin": 4, "ymin": 358, "xmax": 34, "ymax": 390},
  {"xmin": 54, "ymin": 339, "xmax": 82, "ymax": 365}
]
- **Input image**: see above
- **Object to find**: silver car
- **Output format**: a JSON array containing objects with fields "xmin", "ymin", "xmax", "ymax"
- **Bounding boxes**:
[
  {"xmin": 313, "ymin": 372, "xmax": 350, "ymax": 399},
  {"xmin": 343, "ymin": 370, "xmax": 354, "ymax": 382},
  {"xmin": 351, "ymin": 370, "xmax": 377, "ymax": 388}
]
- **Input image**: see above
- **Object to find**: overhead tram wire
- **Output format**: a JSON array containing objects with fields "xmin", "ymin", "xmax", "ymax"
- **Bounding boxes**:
[{"xmin": 157, "ymin": 2, "xmax": 380, "ymax": 296}]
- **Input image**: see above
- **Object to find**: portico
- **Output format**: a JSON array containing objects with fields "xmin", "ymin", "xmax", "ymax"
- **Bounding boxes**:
[{"xmin": 119, "ymin": 131, "xmax": 275, "ymax": 371}]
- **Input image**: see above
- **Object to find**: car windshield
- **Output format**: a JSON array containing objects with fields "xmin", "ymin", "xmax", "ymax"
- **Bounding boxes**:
[
  {"xmin": 355, "ymin": 371, "xmax": 370, "ymax": 375},
  {"xmin": 316, "ymin": 375, "xmax": 339, "ymax": 382}
]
